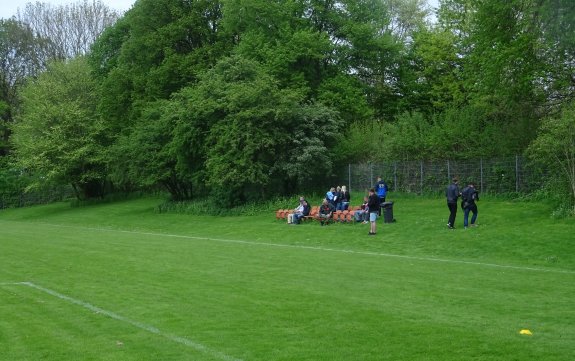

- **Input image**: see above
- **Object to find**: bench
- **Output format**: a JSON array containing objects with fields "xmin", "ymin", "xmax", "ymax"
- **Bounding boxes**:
[
  {"xmin": 276, "ymin": 206, "xmax": 360, "ymax": 223},
  {"xmin": 276, "ymin": 206, "xmax": 319, "ymax": 223}
]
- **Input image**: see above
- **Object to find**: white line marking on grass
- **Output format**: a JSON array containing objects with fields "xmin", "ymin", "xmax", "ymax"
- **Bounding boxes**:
[
  {"xmin": 13, "ymin": 282, "xmax": 242, "ymax": 361},
  {"xmin": 12, "ymin": 221, "xmax": 575, "ymax": 275}
]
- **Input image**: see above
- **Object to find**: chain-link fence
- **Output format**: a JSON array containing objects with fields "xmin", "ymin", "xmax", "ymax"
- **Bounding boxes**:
[
  {"xmin": 0, "ymin": 186, "xmax": 75, "ymax": 209},
  {"xmin": 339, "ymin": 156, "xmax": 544, "ymax": 195},
  {"xmin": 1, "ymin": 156, "xmax": 544, "ymax": 209}
]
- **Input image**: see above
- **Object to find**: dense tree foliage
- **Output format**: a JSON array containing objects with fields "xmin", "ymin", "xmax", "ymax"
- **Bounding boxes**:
[
  {"xmin": 528, "ymin": 102, "xmax": 575, "ymax": 213},
  {"xmin": 12, "ymin": 57, "xmax": 107, "ymax": 199},
  {"xmin": 1, "ymin": 1, "xmax": 118, "ymax": 159},
  {"xmin": 88, "ymin": 0, "xmax": 397, "ymax": 201},
  {"xmin": 181, "ymin": 55, "xmax": 342, "ymax": 203},
  {"xmin": 3, "ymin": 0, "xmax": 574, "ymax": 211},
  {"xmin": 90, "ymin": 0, "xmax": 225, "ymax": 126}
]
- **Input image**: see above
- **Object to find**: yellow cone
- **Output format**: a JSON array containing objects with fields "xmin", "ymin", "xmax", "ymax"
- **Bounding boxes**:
[{"xmin": 519, "ymin": 329, "xmax": 533, "ymax": 335}]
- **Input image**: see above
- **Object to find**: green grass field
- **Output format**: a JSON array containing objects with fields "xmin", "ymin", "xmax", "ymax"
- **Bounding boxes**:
[{"xmin": 0, "ymin": 195, "xmax": 573, "ymax": 360}]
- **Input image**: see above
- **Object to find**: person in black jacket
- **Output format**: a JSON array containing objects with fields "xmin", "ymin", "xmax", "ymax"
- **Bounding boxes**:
[
  {"xmin": 334, "ymin": 186, "xmax": 343, "ymax": 211},
  {"xmin": 461, "ymin": 183, "xmax": 479, "ymax": 228},
  {"xmin": 445, "ymin": 177, "xmax": 460, "ymax": 229},
  {"xmin": 293, "ymin": 200, "xmax": 311, "ymax": 224},
  {"xmin": 318, "ymin": 199, "xmax": 335, "ymax": 226},
  {"xmin": 367, "ymin": 188, "xmax": 380, "ymax": 235},
  {"xmin": 339, "ymin": 185, "xmax": 351, "ymax": 210}
]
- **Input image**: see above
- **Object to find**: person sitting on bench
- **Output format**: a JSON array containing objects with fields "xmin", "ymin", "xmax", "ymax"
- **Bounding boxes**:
[
  {"xmin": 317, "ymin": 199, "xmax": 335, "ymax": 226},
  {"xmin": 293, "ymin": 200, "xmax": 311, "ymax": 224}
]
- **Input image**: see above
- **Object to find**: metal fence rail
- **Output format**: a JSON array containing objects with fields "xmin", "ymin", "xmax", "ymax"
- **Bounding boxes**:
[{"xmin": 341, "ymin": 156, "xmax": 543, "ymax": 195}]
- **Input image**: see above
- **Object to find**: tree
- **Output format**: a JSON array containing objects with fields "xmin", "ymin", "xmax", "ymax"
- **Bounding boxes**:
[
  {"xmin": 224, "ymin": 0, "xmax": 334, "ymax": 97},
  {"xmin": 2, "ymin": 1, "xmax": 119, "ymax": 159},
  {"xmin": 399, "ymin": 27, "xmax": 464, "ymax": 114},
  {"xmin": 11, "ymin": 57, "xmax": 108, "ymax": 199},
  {"xmin": 536, "ymin": 0, "xmax": 575, "ymax": 110},
  {"xmin": 88, "ymin": 0, "xmax": 229, "ymax": 199},
  {"xmin": 384, "ymin": 0, "xmax": 431, "ymax": 42},
  {"xmin": 528, "ymin": 102, "xmax": 575, "ymax": 214},
  {"xmin": 106, "ymin": 99, "xmax": 194, "ymax": 200},
  {"xmin": 90, "ymin": 0, "xmax": 226, "ymax": 131},
  {"xmin": 427, "ymin": 0, "xmax": 553, "ymax": 153},
  {"xmin": 225, "ymin": 0, "xmax": 409, "ymax": 120},
  {"xmin": 173, "ymin": 55, "xmax": 343, "ymax": 204},
  {"xmin": 16, "ymin": 0, "xmax": 120, "ymax": 59},
  {"xmin": 330, "ymin": 0, "xmax": 401, "ymax": 119},
  {"xmin": 0, "ymin": 19, "xmax": 48, "ymax": 156}
]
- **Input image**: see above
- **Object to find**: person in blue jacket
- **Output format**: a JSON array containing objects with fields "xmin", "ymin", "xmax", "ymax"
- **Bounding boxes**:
[
  {"xmin": 325, "ymin": 187, "xmax": 336, "ymax": 207},
  {"xmin": 461, "ymin": 182, "xmax": 479, "ymax": 228},
  {"xmin": 374, "ymin": 176, "xmax": 388, "ymax": 215}
]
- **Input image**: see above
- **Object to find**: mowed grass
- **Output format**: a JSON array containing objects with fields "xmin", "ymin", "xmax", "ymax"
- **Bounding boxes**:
[{"xmin": 0, "ymin": 195, "xmax": 573, "ymax": 360}]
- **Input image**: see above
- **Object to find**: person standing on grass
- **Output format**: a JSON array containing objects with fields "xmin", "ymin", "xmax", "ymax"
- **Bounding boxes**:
[
  {"xmin": 461, "ymin": 182, "xmax": 479, "ymax": 229},
  {"xmin": 374, "ymin": 176, "xmax": 388, "ymax": 215},
  {"xmin": 446, "ymin": 177, "xmax": 460, "ymax": 229},
  {"xmin": 367, "ymin": 188, "xmax": 380, "ymax": 235}
]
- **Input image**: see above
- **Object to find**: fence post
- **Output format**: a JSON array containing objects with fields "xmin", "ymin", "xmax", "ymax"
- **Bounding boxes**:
[
  {"xmin": 367, "ymin": 162, "xmax": 374, "ymax": 189},
  {"xmin": 447, "ymin": 160, "xmax": 451, "ymax": 182},
  {"xmin": 348, "ymin": 164, "xmax": 352, "ymax": 194},
  {"xmin": 516, "ymin": 155, "xmax": 519, "ymax": 192},
  {"xmin": 480, "ymin": 158, "xmax": 484, "ymax": 194},
  {"xmin": 394, "ymin": 162, "xmax": 398, "ymax": 192},
  {"xmin": 420, "ymin": 160, "xmax": 424, "ymax": 195}
]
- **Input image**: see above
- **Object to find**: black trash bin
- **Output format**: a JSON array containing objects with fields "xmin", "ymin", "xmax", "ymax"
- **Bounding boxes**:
[{"xmin": 381, "ymin": 201, "xmax": 394, "ymax": 223}]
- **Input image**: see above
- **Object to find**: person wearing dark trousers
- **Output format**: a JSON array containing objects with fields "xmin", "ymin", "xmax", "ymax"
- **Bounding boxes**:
[
  {"xmin": 461, "ymin": 183, "xmax": 479, "ymax": 228},
  {"xmin": 445, "ymin": 177, "xmax": 460, "ymax": 229},
  {"xmin": 339, "ymin": 185, "xmax": 351, "ymax": 211},
  {"xmin": 374, "ymin": 176, "xmax": 388, "ymax": 216},
  {"xmin": 318, "ymin": 199, "xmax": 335, "ymax": 226},
  {"xmin": 293, "ymin": 200, "xmax": 311, "ymax": 224},
  {"xmin": 354, "ymin": 196, "xmax": 369, "ymax": 223},
  {"xmin": 333, "ymin": 186, "xmax": 343, "ymax": 211},
  {"xmin": 367, "ymin": 188, "xmax": 380, "ymax": 235}
]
